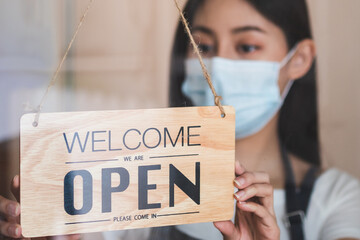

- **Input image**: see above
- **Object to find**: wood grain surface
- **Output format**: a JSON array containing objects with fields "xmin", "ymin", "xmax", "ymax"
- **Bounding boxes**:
[{"xmin": 20, "ymin": 106, "xmax": 235, "ymax": 237}]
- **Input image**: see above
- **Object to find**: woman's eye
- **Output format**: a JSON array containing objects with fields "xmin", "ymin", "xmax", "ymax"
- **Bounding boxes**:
[
  {"xmin": 198, "ymin": 44, "xmax": 214, "ymax": 54},
  {"xmin": 237, "ymin": 44, "xmax": 259, "ymax": 53}
]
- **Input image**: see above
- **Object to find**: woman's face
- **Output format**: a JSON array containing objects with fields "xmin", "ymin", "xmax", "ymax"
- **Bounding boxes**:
[{"xmin": 188, "ymin": 0, "xmax": 291, "ymax": 92}]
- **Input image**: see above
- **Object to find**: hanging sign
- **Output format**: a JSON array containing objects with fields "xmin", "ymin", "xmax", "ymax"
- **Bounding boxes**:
[{"xmin": 20, "ymin": 106, "xmax": 235, "ymax": 237}]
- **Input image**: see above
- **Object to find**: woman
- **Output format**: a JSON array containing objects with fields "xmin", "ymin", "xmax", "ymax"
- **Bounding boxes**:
[
  {"xmin": 0, "ymin": 0, "xmax": 359, "ymax": 240},
  {"xmin": 164, "ymin": 0, "xmax": 360, "ymax": 239}
]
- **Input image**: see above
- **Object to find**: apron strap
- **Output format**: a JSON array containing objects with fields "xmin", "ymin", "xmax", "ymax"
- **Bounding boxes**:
[{"xmin": 281, "ymin": 144, "xmax": 318, "ymax": 240}]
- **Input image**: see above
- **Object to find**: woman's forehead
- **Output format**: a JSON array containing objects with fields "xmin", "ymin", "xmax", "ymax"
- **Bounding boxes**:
[{"xmin": 193, "ymin": 0, "xmax": 276, "ymax": 33}]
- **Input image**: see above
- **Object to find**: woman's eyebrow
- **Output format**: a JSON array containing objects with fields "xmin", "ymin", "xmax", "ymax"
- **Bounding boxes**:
[
  {"xmin": 232, "ymin": 26, "xmax": 266, "ymax": 34},
  {"xmin": 192, "ymin": 26, "xmax": 215, "ymax": 37}
]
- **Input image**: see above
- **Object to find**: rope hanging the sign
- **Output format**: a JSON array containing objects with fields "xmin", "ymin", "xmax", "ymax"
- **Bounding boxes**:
[
  {"xmin": 173, "ymin": 0, "xmax": 226, "ymax": 117},
  {"xmin": 32, "ymin": 0, "xmax": 95, "ymax": 127},
  {"xmin": 32, "ymin": 0, "xmax": 225, "ymax": 127}
]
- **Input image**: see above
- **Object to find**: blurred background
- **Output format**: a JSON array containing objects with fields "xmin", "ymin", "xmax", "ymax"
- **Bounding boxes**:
[{"xmin": 0, "ymin": 0, "xmax": 359, "ymax": 200}]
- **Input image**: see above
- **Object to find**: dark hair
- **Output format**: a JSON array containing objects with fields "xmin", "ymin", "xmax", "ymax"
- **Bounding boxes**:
[{"xmin": 169, "ymin": 0, "xmax": 320, "ymax": 166}]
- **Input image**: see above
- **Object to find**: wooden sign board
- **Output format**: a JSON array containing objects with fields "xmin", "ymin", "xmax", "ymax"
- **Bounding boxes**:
[{"xmin": 20, "ymin": 106, "xmax": 235, "ymax": 237}]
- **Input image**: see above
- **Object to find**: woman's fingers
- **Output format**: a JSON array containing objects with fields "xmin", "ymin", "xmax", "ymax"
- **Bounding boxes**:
[
  {"xmin": 231, "ymin": 165, "xmax": 279, "ymax": 239},
  {"xmin": 0, "ymin": 204, "xmax": 22, "ymax": 238},
  {"xmin": 0, "ymin": 196, "xmax": 20, "ymax": 218},
  {"xmin": 237, "ymin": 201, "xmax": 277, "ymax": 228},
  {"xmin": 234, "ymin": 171, "xmax": 270, "ymax": 189},
  {"xmin": 234, "ymin": 169, "xmax": 275, "ymax": 214},
  {"xmin": 6, "ymin": 215, "xmax": 20, "ymax": 225},
  {"xmin": 0, "ymin": 176, "xmax": 22, "ymax": 239},
  {"xmin": 237, "ymin": 201, "xmax": 280, "ymax": 239},
  {"xmin": 236, "ymin": 185, "xmax": 275, "ymax": 215},
  {"xmin": 0, "ymin": 219, "xmax": 22, "ymax": 238},
  {"xmin": 234, "ymin": 183, "xmax": 274, "ymax": 214},
  {"xmin": 11, "ymin": 175, "xmax": 20, "ymax": 202},
  {"xmin": 213, "ymin": 220, "xmax": 239, "ymax": 240},
  {"xmin": 234, "ymin": 183, "xmax": 273, "ymax": 200},
  {"xmin": 235, "ymin": 161, "xmax": 246, "ymax": 176}
]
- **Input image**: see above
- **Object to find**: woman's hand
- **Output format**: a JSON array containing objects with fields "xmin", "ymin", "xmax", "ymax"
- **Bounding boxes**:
[
  {"xmin": 0, "ymin": 175, "xmax": 81, "ymax": 240},
  {"xmin": 214, "ymin": 162, "xmax": 280, "ymax": 240}
]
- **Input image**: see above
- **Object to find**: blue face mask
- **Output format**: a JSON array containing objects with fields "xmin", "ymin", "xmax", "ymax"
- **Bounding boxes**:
[{"xmin": 182, "ymin": 48, "xmax": 297, "ymax": 139}]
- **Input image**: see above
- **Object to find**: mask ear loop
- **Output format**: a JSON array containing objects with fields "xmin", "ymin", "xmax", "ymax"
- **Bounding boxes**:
[
  {"xmin": 280, "ymin": 45, "xmax": 299, "ymax": 99},
  {"xmin": 280, "ymin": 44, "xmax": 299, "ymax": 69},
  {"xmin": 281, "ymin": 80, "xmax": 294, "ymax": 100},
  {"xmin": 173, "ymin": 0, "xmax": 226, "ymax": 118}
]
